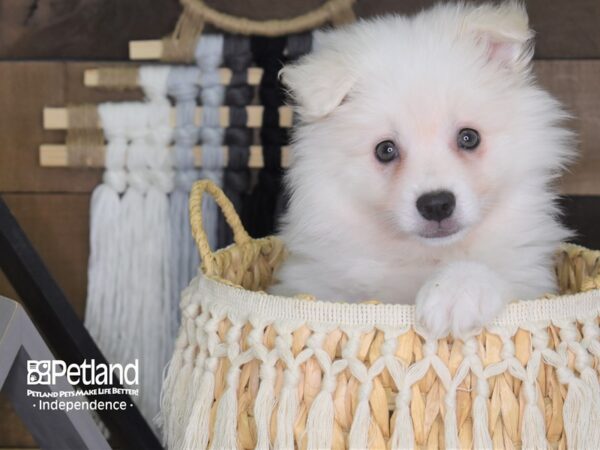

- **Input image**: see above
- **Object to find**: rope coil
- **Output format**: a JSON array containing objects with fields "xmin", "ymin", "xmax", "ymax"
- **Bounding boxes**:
[{"xmin": 162, "ymin": 0, "xmax": 356, "ymax": 61}]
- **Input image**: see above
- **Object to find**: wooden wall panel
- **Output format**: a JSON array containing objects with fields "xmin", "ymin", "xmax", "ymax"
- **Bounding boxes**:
[
  {"xmin": 0, "ymin": 193, "xmax": 91, "ymax": 318},
  {"xmin": 1, "ymin": 0, "xmax": 599, "ymax": 60},
  {"xmin": 535, "ymin": 61, "xmax": 600, "ymax": 195},
  {"xmin": 0, "ymin": 62, "xmax": 143, "ymax": 193},
  {"xmin": 0, "ymin": 0, "xmax": 181, "ymax": 60},
  {"xmin": 355, "ymin": 0, "xmax": 600, "ymax": 59}
]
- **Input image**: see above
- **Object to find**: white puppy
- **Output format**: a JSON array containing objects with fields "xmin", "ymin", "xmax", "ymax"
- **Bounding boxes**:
[{"xmin": 271, "ymin": 2, "xmax": 574, "ymax": 338}]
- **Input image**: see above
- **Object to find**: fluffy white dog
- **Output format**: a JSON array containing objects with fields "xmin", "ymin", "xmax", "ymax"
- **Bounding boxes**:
[{"xmin": 271, "ymin": 1, "xmax": 574, "ymax": 338}]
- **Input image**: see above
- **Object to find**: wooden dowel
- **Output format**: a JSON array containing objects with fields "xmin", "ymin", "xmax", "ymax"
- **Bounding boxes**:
[
  {"xmin": 43, "ymin": 106, "xmax": 293, "ymax": 129},
  {"xmin": 39, "ymin": 144, "xmax": 292, "ymax": 169},
  {"xmin": 129, "ymin": 40, "xmax": 163, "ymax": 60},
  {"xmin": 84, "ymin": 67, "xmax": 265, "ymax": 88}
]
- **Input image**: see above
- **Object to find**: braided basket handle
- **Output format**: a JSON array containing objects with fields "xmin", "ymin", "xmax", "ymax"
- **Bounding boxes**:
[{"xmin": 189, "ymin": 180, "xmax": 251, "ymax": 270}]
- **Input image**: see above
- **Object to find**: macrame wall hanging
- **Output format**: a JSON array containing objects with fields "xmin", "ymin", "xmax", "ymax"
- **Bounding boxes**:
[
  {"xmin": 41, "ymin": 0, "xmax": 358, "ymax": 440},
  {"xmin": 84, "ymin": 79, "xmax": 175, "ymax": 429},
  {"xmin": 196, "ymin": 35, "xmax": 225, "ymax": 251},
  {"xmin": 167, "ymin": 66, "xmax": 201, "ymax": 338},
  {"xmin": 220, "ymin": 35, "xmax": 253, "ymax": 247}
]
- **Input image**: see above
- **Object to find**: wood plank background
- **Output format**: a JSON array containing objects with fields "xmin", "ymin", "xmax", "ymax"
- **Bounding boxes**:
[
  {"xmin": 0, "ymin": 0, "xmax": 598, "ymax": 447},
  {"xmin": 1, "ymin": 0, "xmax": 599, "ymax": 59}
]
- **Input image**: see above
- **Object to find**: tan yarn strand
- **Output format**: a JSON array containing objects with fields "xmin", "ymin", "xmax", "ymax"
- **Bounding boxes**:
[
  {"xmin": 162, "ymin": 5, "xmax": 207, "ymax": 63},
  {"xmin": 162, "ymin": 0, "xmax": 356, "ymax": 61},
  {"xmin": 67, "ymin": 104, "xmax": 100, "ymax": 129},
  {"xmin": 96, "ymin": 67, "xmax": 140, "ymax": 89},
  {"xmin": 65, "ymin": 129, "xmax": 105, "ymax": 166},
  {"xmin": 189, "ymin": 180, "xmax": 251, "ymax": 271}
]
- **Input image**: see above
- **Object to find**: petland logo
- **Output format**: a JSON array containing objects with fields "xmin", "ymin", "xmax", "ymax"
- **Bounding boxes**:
[{"xmin": 27, "ymin": 359, "xmax": 139, "ymax": 386}]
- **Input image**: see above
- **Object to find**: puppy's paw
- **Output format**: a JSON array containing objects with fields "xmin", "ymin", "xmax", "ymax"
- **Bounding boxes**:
[{"xmin": 415, "ymin": 262, "xmax": 509, "ymax": 339}]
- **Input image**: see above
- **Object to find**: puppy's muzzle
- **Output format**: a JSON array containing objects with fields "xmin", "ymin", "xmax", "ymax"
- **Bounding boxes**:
[{"xmin": 416, "ymin": 190, "xmax": 456, "ymax": 222}]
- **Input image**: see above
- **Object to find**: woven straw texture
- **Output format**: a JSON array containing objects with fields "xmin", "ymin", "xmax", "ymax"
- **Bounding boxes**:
[{"xmin": 160, "ymin": 180, "xmax": 600, "ymax": 450}]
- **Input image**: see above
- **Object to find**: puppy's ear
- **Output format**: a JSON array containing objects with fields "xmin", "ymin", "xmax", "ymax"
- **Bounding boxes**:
[
  {"xmin": 463, "ymin": 1, "xmax": 534, "ymax": 71},
  {"xmin": 280, "ymin": 37, "xmax": 355, "ymax": 121}
]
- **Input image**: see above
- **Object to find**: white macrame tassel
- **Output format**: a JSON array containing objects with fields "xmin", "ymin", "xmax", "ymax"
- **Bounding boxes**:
[
  {"xmin": 443, "ymin": 392, "xmax": 460, "ymax": 450},
  {"xmin": 179, "ymin": 314, "xmax": 219, "ymax": 449},
  {"xmin": 305, "ymin": 387, "xmax": 335, "ymax": 450},
  {"xmin": 276, "ymin": 379, "xmax": 300, "ymax": 450},
  {"xmin": 253, "ymin": 365, "xmax": 277, "ymax": 450},
  {"xmin": 115, "ymin": 102, "xmax": 156, "ymax": 424},
  {"xmin": 561, "ymin": 371, "xmax": 592, "ymax": 449},
  {"xmin": 580, "ymin": 367, "xmax": 600, "ymax": 447},
  {"xmin": 167, "ymin": 66, "xmax": 201, "ymax": 341},
  {"xmin": 136, "ymin": 66, "xmax": 174, "ymax": 428},
  {"xmin": 168, "ymin": 346, "xmax": 195, "ymax": 448},
  {"xmin": 115, "ymin": 104, "xmax": 148, "ymax": 369},
  {"xmin": 520, "ymin": 381, "xmax": 548, "ymax": 450},
  {"xmin": 389, "ymin": 388, "xmax": 415, "ymax": 450},
  {"xmin": 210, "ymin": 366, "xmax": 241, "ymax": 450},
  {"xmin": 472, "ymin": 380, "xmax": 493, "ymax": 450},
  {"xmin": 182, "ymin": 359, "xmax": 217, "ymax": 450},
  {"xmin": 195, "ymin": 35, "xmax": 224, "ymax": 251},
  {"xmin": 159, "ymin": 331, "xmax": 187, "ymax": 446},
  {"xmin": 84, "ymin": 102, "xmax": 128, "ymax": 362},
  {"xmin": 348, "ymin": 388, "xmax": 372, "ymax": 450}
]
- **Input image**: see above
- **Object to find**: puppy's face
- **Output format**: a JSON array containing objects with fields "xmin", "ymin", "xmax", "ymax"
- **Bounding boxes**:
[
  {"xmin": 324, "ymin": 73, "xmax": 504, "ymax": 245},
  {"xmin": 283, "ymin": 3, "xmax": 570, "ymax": 247}
]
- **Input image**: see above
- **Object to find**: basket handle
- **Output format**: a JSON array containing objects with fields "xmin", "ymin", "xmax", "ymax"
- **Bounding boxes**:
[{"xmin": 189, "ymin": 180, "xmax": 251, "ymax": 271}]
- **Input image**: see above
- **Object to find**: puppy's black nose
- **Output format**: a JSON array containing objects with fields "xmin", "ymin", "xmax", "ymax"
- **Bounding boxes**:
[{"xmin": 416, "ymin": 190, "xmax": 456, "ymax": 222}]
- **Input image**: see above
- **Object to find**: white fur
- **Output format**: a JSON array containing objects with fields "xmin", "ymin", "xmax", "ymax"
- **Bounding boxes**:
[{"xmin": 271, "ymin": 2, "xmax": 575, "ymax": 338}]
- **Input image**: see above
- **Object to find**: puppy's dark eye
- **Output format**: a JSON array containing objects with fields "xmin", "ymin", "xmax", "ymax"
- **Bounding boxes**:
[
  {"xmin": 457, "ymin": 128, "xmax": 480, "ymax": 150},
  {"xmin": 375, "ymin": 140, "xmax": 399, "ymax": 163}
]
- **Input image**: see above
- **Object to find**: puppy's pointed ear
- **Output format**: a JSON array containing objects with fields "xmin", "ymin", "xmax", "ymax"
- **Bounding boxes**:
[
  {"xmin": 280, "ymin": 40, "xmax": 355, "ymax": 122},
  {"xmin": 463, "ymin": 1, "xmax": 534, "ymax": 71}
]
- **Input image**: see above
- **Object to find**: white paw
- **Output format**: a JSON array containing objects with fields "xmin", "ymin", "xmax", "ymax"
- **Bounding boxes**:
[{"xmin": 415, "ymin": 262, "xmax": 509, "ymax": 339}]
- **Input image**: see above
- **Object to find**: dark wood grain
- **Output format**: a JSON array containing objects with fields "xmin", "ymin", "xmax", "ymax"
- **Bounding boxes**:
[
  {"xmin": 535, "ymin": 60, "xmax": 600, "ymax": 195},
  {"xmin": 1, "ymin": 0, "xmax": 599, "ymax": 60},
  {"xmin": 0, "ymin": 193, "xmax": 91, "ymax": 448},
  {"xmin": 355, "ymin": 0, "xmax": 600, "ymax": 59},
  {"xmin": 0, "ymin": 0, "xmax": 182, "ymax": 60},
  {"xmin": 0, "ymin": 193, "xmax": 91, "ymax": 316}
]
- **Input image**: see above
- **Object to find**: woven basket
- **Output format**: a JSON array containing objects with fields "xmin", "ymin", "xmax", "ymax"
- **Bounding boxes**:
[{"xmin": 161, "ymin": 180, "xmax": 600, "ymax": 450}]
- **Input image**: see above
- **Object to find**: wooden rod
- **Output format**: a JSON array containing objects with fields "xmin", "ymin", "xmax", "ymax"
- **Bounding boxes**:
[
  {"xmin": 39, "ymin": 144, "xmax": 292, "ymax": 169},
  {"xmin": 43, "ymin": 106, "xmax": 293, "ymax": 129},
  {"xmin": 129, "ymin": 40, "xmax": 163, "ymax": 60},
  {"xmin": 84, "ymin": 67, "xmax": 264, "ymax": 88}
]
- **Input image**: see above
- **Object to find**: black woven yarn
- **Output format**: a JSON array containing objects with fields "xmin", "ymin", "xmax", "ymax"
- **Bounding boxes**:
[{"xmin": 219, "ymin": 34, "xmax": 254, "ymax": 246}]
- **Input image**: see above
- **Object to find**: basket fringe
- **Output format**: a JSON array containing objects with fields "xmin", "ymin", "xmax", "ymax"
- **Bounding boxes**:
[
  {"xmin": 580, "ymin": 368, "xmax": 600, "ymax": 447},
  {"xmin": 169, "ymin": 351, "xmax": 195, "ymax": 447},
  {"xmin": 521, "ymin": 401, "xmax": 548, "ymax": 449},
  {"xmin": 305, "ymin": 389, "xmax": 335, "ymax": 450},
  {"xmin": 472, "ymin": 393, "xmax": 493, "ymax": 449},
  {"xmin": 443, "ymin": 393, "xmax": 460, "ymax": 450},
  {"xmin": 348, "ymin": 396, "xmax": 371, "ymax": 450},
  {"xmin": 253, "ymin": 367, "xmax": 276, "ymax": 450},
  {"xmin": 275, "ymin": 384, "xmax": 299, "ymax": 450},
  {"xmin": 389, "ymin": 390, "xmax": 415, "ymax": 450},
  {"xmin": 158, "ymin": 336, "xmax": 185, "ymax": 445},
  {"xmin": 182, "ymin": 364, "xmax": 215, "ymax": 450},
  {"xmin": 210, "ymin": 383, "xmax": 239, "ymax": 449},
  {"xmin": 562, "ymin": 375, "xmax": 592, "ymax": 448}
]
